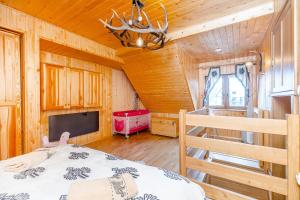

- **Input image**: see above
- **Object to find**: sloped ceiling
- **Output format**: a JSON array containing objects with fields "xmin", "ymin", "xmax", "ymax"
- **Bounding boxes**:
[
  {"xmin": 0, "ymin": 0, "xmax": 273, "ymax": 51},
  {"xmin": 176, "ymin": 14, "xmax": 273, "ymax": 63},
  {"xmin": 122, "ymin": 44, "xmax": 195, "ymax": 113}
]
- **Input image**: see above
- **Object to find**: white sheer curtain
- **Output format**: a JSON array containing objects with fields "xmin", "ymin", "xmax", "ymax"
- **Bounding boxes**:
[{"xmin": 203, "ymin": 67, "xmax": 221, "ymax": 107}]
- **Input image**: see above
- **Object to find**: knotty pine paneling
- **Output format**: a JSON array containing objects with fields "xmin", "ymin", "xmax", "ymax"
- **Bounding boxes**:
[
  {"xmin": 258, "ymin": 1, "xmax": 297, "ymax": 199},
  {"xmin": 178, "ymin": 48, "xmax": 199, "ymax": 109},
  {"xmin": 112, "ymin": 69, "xmax": 144, "ymax": 112},
  {"xmin": 40, "ymin": 51, "xmax": 112, "ymax": 146},
  {"xmin": 176, "ymin": 14, "xmax": 273, "ymax": 63},
  {"xmin": 0, "ymin": 0, "xmax": 274, "ymax": 50},
  {"xmin": 0, "ymin": 4, "xmax": 120, "ymax": 152},
  {"xmin": 123, "ymin": 44, "xmax": 195, "ymax": 114}
]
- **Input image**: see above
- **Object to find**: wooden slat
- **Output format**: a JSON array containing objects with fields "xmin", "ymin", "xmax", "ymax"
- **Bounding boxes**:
[
  {"xmin": 287, "ymin": 114, "xmax": 300, "ymax": 200},
  {"xmin": 186, "ymin": 135, "xmax": 288, "ymax": 165},
  {"xmin": 186, "ymin": 156, "xmax": 288, "ymax": 195},
  {"xmin": 186, "ymin": 114, "xmax": 287, "ymax": 135},
  {"xmin": 191, "ymin": 179, "xmax": 256, "ymax": 200},
  {"xmin": 179, "ymin": 110, "xmax": 187, "ymax": 176}
]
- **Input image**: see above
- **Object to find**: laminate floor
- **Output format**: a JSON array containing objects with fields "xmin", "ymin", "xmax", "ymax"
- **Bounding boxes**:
[{"xmin": 86, "ymin": 131, "xmax": 179, "ymax": 172}]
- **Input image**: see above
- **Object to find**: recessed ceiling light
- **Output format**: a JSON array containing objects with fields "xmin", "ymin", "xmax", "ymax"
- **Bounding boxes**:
[{"xmin": 215, "ymin": 48, "xmax": 222, "ymax": 53}]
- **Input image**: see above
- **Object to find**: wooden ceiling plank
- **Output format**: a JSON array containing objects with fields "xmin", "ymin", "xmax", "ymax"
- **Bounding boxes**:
[{"xmin": 168, "ymin": 1, "xmax": 274, "ymax": 41}]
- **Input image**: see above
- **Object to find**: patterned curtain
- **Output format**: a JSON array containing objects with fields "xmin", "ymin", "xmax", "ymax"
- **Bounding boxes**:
[
  {"xmin": 203, "ymin": 67, "xmax": 221, "ymax": 106},
  {"xmin": 235, "ymin": 64, "xmax": 250, "ymax": 103}
]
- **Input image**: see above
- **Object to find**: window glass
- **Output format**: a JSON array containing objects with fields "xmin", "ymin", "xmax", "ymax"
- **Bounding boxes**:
[
  {"xmin": 229, "ymin": 75, "xmax": 245, "ymax": 107},
  {"xmin": 208, "ymin": 77, "xmax": 223, "ymax": 106}
]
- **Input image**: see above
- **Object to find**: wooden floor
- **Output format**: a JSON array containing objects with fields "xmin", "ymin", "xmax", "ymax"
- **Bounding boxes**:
[{"xmin": 86, "ymin": 131, "xmax": 180, "ymax": 172}]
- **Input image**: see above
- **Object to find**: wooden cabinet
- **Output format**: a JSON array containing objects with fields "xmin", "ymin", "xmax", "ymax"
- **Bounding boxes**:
[
  {"xmin": 271, "ymin": 3, "xmax": 294, "ymax": 94},
  {"xmin": 151, "ymin": 117, "xmax": 179, "ymax": 138},
  {"xmin": 67, "ymin": 68, "xmax": 84, "ymax": 108},
  {"xmin": 84, "ymin": 71, "xmax": 102, "ymax": 108},
  {"xmin": 0, "ymin": 30, "xmax": 22, "ymax": 159},
  {"xmin": 41, "ymin": 64, "xmax": 67, "ymax": 110},
  {"xmin": 41, "ymin": 63, "xmax": 102, "ymax": 111}
]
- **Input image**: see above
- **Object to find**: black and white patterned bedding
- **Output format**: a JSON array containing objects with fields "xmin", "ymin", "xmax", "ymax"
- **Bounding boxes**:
[{"xmin": 0, "ymin": 145, "xmax": 205, "ymax": 200}]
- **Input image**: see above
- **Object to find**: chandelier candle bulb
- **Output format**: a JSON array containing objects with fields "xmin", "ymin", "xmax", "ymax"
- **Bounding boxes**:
[{"xmin": 136, "ymin": 37, "xmax": 144, "ymax": 47}]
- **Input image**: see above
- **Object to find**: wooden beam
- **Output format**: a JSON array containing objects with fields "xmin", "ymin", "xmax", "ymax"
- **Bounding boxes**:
[
  {"xmin": 186, "ymin": 135, "xmax": 288, "ymax": 165},
  {"xmin": 40, "ymin": 39, "xmax": 124, "ymax": 69},
  {"xmin": 198, "ymin": 56, "xmax": 257, "ymax": 68},
  {"xmin": 186, "ymin": 156, "xmax": 288, "ymax": 195},
  {"xmin": 168, "ymin": 1, "xmax": 274, "ymax": 41},
  {"xmin": 185, "ymin": 114, "xmax": 288, "ymax": 135}
]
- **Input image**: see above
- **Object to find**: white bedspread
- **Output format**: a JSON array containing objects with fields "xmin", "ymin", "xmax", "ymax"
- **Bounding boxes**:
[{"xmin": 0, "ymin": 145, "xmax": 205, "ymax": 200}]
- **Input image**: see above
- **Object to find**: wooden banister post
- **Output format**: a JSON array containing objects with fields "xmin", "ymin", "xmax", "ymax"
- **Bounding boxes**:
[
  {"xmin": 179, "ymin": 109, "xmax": 187, "ymax": 176},
  {"xmin": 287, "ymin": 114, "xmax": 300, "ymax": 200}
]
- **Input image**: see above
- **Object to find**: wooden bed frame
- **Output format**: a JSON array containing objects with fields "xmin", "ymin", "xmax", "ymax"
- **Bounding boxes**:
[{"xmin": 179, "ymin": 109, "xmax": 300, "ymax": 200}]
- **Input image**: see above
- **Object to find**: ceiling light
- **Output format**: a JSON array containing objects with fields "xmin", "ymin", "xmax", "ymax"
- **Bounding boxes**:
[
  {"xmin": 99, "ymin": 0, "xmax": 168, "ymax": 50},
  {"xmin": 245, "ymin": 61, "xmax": 253, "ymax": 67},
  {"xmin": 215, "ymin": 48, "xmax": 222, "ymax": 53},
  {"xmin": 136, "ymin": 36, "xmax": 144, "ymax": 47}
]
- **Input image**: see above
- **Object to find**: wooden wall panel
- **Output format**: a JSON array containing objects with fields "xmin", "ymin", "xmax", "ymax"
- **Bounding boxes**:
[
  {"xmin": 0, "ymin": 4, "xmax": 118, "ymax": 152},
  {"xmin": 258, "ymin": 1, "xmax": 297, "ymax": 200},
  {"xmin": 112, "ymin": 69, "xmax": 144, "ymax": 112},
  {"xmin": 40, "ymin": 51, "xmax": 112, "ymax": 146},
  {"xmin": 123, "ymin": 44, "xmax": 194, "ymax": 114},
  {"xmin": 178, "ymin": 49, "xmax": 199, "ymax": 109}
]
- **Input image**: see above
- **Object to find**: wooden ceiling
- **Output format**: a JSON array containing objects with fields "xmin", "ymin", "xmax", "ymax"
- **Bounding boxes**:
[
  {"xmin": 176, "ymin": 14, "xmax": 273, "ymax": 63},
  {"xmin": 123, "ymin": 44, "xmax": 195, "ymax": 113},
  {"xmin": 0, "ymin": 0, "xmax": 274, "ymax": 51}
]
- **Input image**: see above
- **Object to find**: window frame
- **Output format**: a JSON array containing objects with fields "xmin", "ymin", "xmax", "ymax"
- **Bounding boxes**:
[{"xmin": 207, "ymin": 74, "xmax": 248, "ymax": 109}]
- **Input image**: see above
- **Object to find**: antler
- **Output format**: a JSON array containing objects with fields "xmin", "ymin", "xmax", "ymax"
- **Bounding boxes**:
[
  {"xmin": 99, "ymin": 3, "xmax": 168, "ymax": 34},
  {"xmin": 99, "ymin": 1, "xmax": 168, "ymax": 49}
]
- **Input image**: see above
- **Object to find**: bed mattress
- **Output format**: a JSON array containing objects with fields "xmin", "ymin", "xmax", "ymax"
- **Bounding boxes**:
[{"xmin": 0, "ymin": 145, "xmax": 205, "ymax": 200}]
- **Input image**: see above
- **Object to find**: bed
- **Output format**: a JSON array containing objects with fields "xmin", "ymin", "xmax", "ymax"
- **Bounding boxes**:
[{"xmin": 0, "ymin": 145, "xmax": 205, "ymax": 200}]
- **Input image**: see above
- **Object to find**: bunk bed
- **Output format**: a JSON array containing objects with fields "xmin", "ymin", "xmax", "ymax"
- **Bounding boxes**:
[{"xmin": 179, "ymin": 109, "xmax": 300, "ymax": 200}]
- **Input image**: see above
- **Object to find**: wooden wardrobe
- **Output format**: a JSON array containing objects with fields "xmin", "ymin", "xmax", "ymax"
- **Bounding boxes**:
[{"xmin": 0, "ymin": 29, "xmax": 22, "ymax": 160}]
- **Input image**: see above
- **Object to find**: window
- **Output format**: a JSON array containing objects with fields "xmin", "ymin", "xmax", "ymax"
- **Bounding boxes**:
[
  {"xmin": 208, "ymin": 77, "xmax": 223, "ymax": 106},
  {"xmin": 228, "ymin": 75, "xmax": 246, "ymax": 107},
  {"xmin": 208, "ymin": 74, "xmax": 247, "ymax": 108}
]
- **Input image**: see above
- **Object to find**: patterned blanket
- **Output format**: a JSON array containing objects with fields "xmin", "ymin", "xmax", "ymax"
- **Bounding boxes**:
[{"xmin": 0, "ymin": 145, "xmax": 205, "ymax": 200}]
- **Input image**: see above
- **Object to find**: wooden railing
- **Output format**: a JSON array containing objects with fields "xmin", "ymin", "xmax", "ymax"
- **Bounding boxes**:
[{"xmin": 179, "ymin": 109, "xmax": 300, "ymax": 200}]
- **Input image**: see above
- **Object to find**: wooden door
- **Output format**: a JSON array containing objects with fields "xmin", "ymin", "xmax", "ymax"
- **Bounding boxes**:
[
  {"xmin": 41, "ymin": 63, "xmax": 67, "ymax": 110},
  {"xmin": 84, "ymin": 71, "xmax": 102, "ymax": 108},
  {"xmin": 67, "ymin": 68, "xmax": 84, "ymax": 108},
  {"xmin": 0, "ymin": 30, "xmax": 22, "ymax": 159}
]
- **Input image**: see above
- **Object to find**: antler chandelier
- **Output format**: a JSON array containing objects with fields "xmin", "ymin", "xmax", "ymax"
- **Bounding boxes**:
[{"xmin": 99, "ymin": 0, "xmax": 168, "ymax": 50}]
